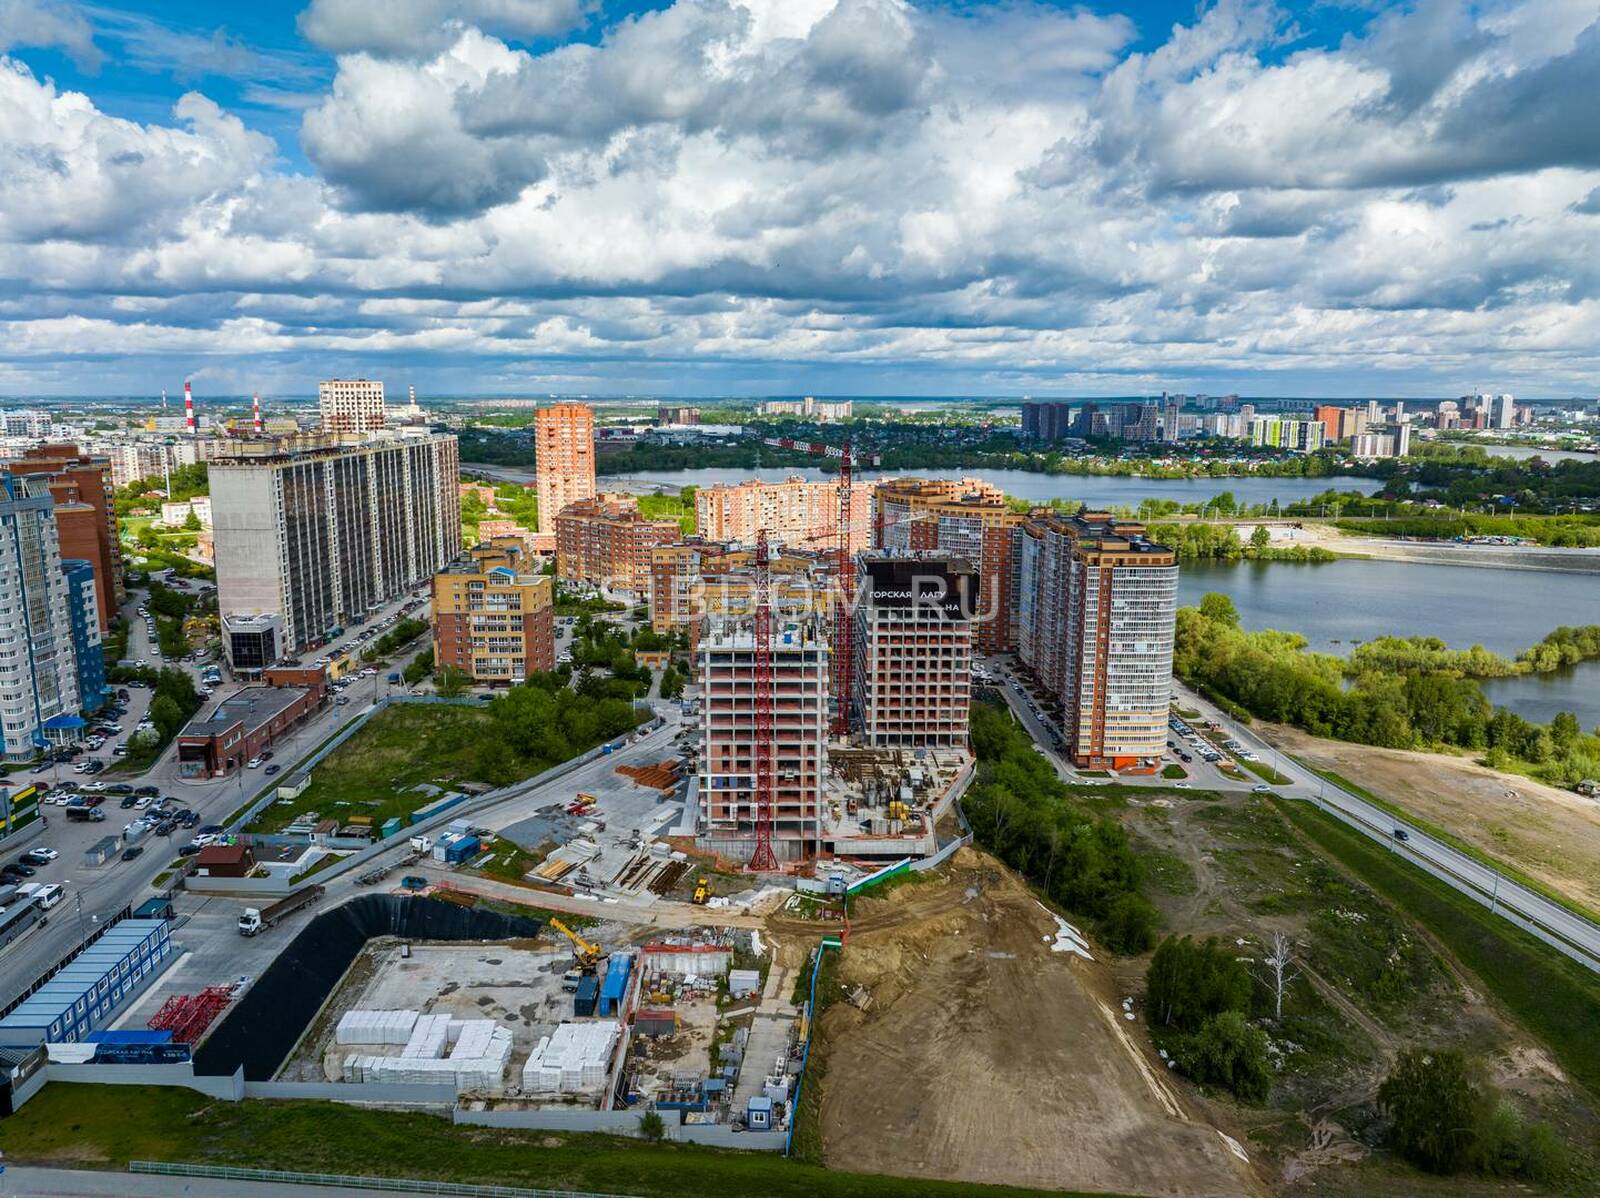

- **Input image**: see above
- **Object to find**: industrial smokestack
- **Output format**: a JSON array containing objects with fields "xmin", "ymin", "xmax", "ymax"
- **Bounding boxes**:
[
  {"xmin": 252, "ymin": 392, "xmax": 263, "ymax": 433},
  {"xmin": 184, "ymin": 381, "xmax": 196, "ymax": 433}
]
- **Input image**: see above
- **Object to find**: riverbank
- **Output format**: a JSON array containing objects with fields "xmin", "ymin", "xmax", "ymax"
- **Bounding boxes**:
[{"xmin": 1243, "ymin": 521, "xmax": 1600, "ymax": 574}]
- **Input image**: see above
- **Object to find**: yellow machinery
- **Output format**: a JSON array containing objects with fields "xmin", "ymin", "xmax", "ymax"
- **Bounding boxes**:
[
  {"xmin": 886, "ymin": 800, "xmax": 911, "ymax": 821},
  {"xmin": 550, "ymin": 917, "xmax": 603, "ymax": 970},
  {"xmin": 691, "ymin": 877, "xmax": 711, "ymax": 905}
]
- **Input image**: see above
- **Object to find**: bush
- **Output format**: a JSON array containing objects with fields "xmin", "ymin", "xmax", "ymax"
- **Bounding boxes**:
[
  {"xmin": 1173, "ymin": 1011, "xmax": 1272, "ymax": 1103},
  {"xmin": 1097, "ymin": 893, "xmax": 1159, "ymax": 954},
  {"xmin": 638, "ymin": 1110, "xmax": 666, "ymax": 1142}
]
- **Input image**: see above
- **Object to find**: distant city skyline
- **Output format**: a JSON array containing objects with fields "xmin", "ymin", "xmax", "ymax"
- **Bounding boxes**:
[{"xmin": 0, "ymin": 1, "xmax": 1596, "ymax": 396}]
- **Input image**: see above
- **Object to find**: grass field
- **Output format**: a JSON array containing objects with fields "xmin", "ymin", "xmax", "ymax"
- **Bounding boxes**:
[
  {"xmin": 3, "ymin": 1085, "xmax": 1134, "ymax": 1198},
  {"xmin": 246, "ymin": 705, "xmax": 494, "ymax": 833},
  {"xmin": 1277, "ymin": 798, "xmax": 1600, "ymax": 1100},
  {"xmin": 1305, "ymin": 764, "xmax": 1600, "ymax": 928}
]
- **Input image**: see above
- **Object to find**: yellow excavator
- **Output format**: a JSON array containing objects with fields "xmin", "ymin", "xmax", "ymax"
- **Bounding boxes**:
[
  {"xmin": 692, "ymin": 876, "xmax": 711, "ymax": 905},
  {"xmin": 550, "ymin": 917, "xmax": 604, "ymax": 970}
]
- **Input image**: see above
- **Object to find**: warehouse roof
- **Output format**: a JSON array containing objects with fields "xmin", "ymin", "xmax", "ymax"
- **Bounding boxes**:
[{"xmin": 180, "ymin": 685, "xmax": 308, "ymax": 738}]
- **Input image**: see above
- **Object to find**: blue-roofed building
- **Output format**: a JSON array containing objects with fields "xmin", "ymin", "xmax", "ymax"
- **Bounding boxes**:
[
  {"xmin": 0, "ymin": 919, "xmax": 173, "ymax": 1045},
  {"xmin": 62, "ymin": 559, "xmax": 106, "ymax": 713}
]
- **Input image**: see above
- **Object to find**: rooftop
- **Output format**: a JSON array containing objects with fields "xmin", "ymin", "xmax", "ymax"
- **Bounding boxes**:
[{"xmin": 180, "ymin": 685, "xmax": 308, "ymax": 738}]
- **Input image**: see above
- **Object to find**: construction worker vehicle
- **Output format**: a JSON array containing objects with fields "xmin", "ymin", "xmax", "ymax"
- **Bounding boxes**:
[{"xmin": 691, "ymin": 876, "xmax": 711, "ymax": 905}]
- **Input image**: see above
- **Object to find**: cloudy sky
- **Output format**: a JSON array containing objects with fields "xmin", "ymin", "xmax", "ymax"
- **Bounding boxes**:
[{"xmin": 0, "ymin": 0, "xmax": 1597, "ymax": 399}]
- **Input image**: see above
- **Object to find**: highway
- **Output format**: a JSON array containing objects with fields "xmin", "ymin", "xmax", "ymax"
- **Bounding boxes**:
[
  {"xmin": 1170, "ymin": 681, "xmax": 1600, "ymax": 973},
  {"xmin": 981, "ymin": 649, "xmax": 1600, "ymax": 974}
]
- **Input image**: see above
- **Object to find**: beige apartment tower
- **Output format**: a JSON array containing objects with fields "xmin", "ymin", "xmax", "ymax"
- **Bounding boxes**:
[
  {"xmin": 1017, "ymin": 512, "xmax": 1177, "ymax": 772},
  {"xmin": 319, "ymin": 379, "xmax": 386, "ymax": 435},
  {"xmin": 533, "ymin": 402, "xmax": 596, "ymax": 534}
]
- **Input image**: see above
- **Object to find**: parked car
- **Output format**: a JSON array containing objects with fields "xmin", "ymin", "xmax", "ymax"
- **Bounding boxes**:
[
  {"xmin": 121, "ymin": 846, "xmax": 144, "ymax": 862},
  {"xmin": 246, "ymin": 757, "xmax": 263, "ymax": 769},
  {"xmin": 264, "ymin": 764, "xmax": 281, "ymax": 776},
  {"xmin": 21, "ymin": 848, "xmax": 57, "ymax": 864},
  {"xmin": 119, "ymin": 796, "xmax": 138, "ymax": 809},
  {"xmin": 134, "ymin": 785, "xmax": 159, "ymax": 797}
]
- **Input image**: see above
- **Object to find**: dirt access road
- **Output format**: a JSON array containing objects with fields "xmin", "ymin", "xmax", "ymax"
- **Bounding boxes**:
[
  {"xmin": 1260, "ymin": 723, "xmax": 1600, "ymax": 916},
  {"xmin": 798, "ymin": 850, "xmax": 1261, "ymax": 1198}
]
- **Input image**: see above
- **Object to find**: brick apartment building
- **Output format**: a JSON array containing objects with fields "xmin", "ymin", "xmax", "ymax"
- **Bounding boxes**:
[
  {"xmin": 649, "ymin": 540, "xmax": 831, "ymax": 648},
  {"xmin": 852, "ymin": 555, "xmax": 977, "ymax": 748},
  {"xmin": 872, "ymin": 477, "xmax": 1019, "ymax": 654},
  {"xmin": 1017, "ymin": 512, "xmax": 1177, "ymax": 771},
  {"xmin": 533, "ymin": 402, "xmax": 596, "ymax": 534},
  {"xmin": 175, "ymin": 667, "xmax": 329, "ymax": 778},
  {"xmin": 694, "ymin": 476, "xmax": 872, "ymax": 555},
  {"xmin": 4, "ymin": 444, "xmax": 123, "ymax": 630},
  {"xmin": 555, "ymin": 495, "xmax": 680, "ymax": 593},
  {"xmin": 432, "ymin": 542, "xmax": 555, "ymax": 685}
]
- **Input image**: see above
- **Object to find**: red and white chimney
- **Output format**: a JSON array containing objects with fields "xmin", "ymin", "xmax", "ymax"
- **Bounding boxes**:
[
  {"xmin": 252, "ymin": 392, "xmax": 263, "ymax": 433},
  {"xmin": 184, "ymin": 381, "xmax": 196, "ymax": 434}
]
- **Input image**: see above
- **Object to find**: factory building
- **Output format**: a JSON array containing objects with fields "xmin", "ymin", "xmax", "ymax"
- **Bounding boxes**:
[
  {"xmin": 1017, "ymin": 512, "xmax": 1177, "ymax": 771},
  {"xmin": 851, "ymin": 555, "xmax": 976, "ymax": 749}
]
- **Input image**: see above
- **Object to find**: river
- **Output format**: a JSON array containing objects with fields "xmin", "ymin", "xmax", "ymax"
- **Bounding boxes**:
[
  {"xmin": 1179, "ymin": 559, "xmax": 1600, "ymax": 729},
  {"xmin": 606, "ymin": 467, "xmax": 1382, "ymax": 510}
]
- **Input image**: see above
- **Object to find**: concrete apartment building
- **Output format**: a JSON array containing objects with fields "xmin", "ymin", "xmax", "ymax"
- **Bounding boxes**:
[
  {"xmin": 696, "ymin": 616, "xmax": 830, "ymax": 863},
  {"xmin": 533, "ymin": 402, "xmax": 596, "ymax": 535},
  {"xmin": 3, "ymin": 444, "xmax": 123, "ymax": 631},
  {"xmin": 211, "ymin": 432, "xmax": 462, "ymax": 670},
  {"xmin": 694, "ymin": 476, "xmax": 872, "ymax": 555},
  {"xmin": 1017, "ymin": 512, "xmax": 1177, "ymax": 772},
  {"xmin": 319, "ymin": 379, "xmax": 387, "ymax": 436},
  {"xmin": 1313, "ymin": 405, "xmax": 1369, "ymax": 443},
  {"xmin": 758, "ymin": 396, "xmax": 851, "ymax": 421},
  {"xmin": 872, "ymin": 477, "xmax": 1019, "ymax": 654},
  {"xmin": 433, "ymin": 542, "xmax": 555, "ymax": 685},
  {"xmin": 62, "ymin": 559, "xmax": 107, "ymax": 715},
  {"xmin": 649, "ymin": 540, "xmax": 831, "ymax": 647},
  {"xmin": 0, "ymin": 475, "xmax": 82, "ymax": 761},
  {"xmin": 102, "ymin": 438, "xmax": 204, "ymax": 488},
  {"xmin": 852, "ymin": 556, "xmax": 976, "ymax": 749},
  {"xmin": 554, "ymin": 495, "xmax": 679, "ymax": 594}
]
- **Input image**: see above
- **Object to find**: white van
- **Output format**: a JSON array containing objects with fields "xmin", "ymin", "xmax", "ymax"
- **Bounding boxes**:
[{"xmin": 17, "ymin": 882, "xmax": 63, "ymax": 909}]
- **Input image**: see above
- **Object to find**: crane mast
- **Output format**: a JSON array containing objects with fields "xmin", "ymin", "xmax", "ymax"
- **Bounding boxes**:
[{"xmin": 747, "ymin": 529, "xmax": 778, "ymax": 872}]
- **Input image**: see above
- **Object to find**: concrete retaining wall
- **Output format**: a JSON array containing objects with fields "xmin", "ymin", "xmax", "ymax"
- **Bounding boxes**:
[
  {"xmin": 45, "ymin": 1061, "xmax": 245, "ymax": 1100},
  {"xmin": 450, "ymin": 1106, "xmax": 783, "ymax": 1149},
  {"xmin": 244, "ymin": 1080, "xmax": 456, "ymax": 1107}
]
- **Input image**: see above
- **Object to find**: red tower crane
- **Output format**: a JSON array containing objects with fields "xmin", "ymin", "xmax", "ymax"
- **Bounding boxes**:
[
  {"xmin": 747, "ymin": 529, "xmax": 778, "ymax": 872},
  {"xmin": 761, "ymin": 437, "xmax": 880, "ymax": 738}
]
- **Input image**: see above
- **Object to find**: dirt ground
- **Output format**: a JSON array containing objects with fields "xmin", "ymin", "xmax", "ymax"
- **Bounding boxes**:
[
  {"xmin": 793, "ymin": 849, "xmax": 1261, "ymax": 1198},
  {"xmin": 1260, "ymin": 722, "xmax": 1600, "ymax": 915}
]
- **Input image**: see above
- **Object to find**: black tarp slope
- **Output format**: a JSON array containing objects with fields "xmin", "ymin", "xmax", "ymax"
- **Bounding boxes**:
[{"xmin": 194, "ymin": 895, "xmax": 541, "ymax": 1080}]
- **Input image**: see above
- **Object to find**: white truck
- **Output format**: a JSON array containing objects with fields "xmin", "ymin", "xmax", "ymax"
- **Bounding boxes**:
[{"xmin": 237, "ymin": 884, "xmax": 324, "ymax": 936}]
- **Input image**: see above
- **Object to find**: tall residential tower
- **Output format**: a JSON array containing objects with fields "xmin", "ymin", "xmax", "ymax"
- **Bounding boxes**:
[{"xmin": 533, "ymin": 402, "xmax": 596, "ymax": 535}]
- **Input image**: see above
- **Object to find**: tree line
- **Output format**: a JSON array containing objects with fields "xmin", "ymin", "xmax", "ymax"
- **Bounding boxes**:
[
  {"xmin": 964, "ymin": 702, "xmax": 1158, "ymax": 953},
  {"xmin": 1175, "ymin": 594, "xmax": 1600, "ymax": 789}
]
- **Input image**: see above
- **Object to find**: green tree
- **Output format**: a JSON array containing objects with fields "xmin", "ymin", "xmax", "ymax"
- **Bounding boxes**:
[
  {"xmin": 637, "ymin": 1110, "xmax": 666, "ymax": 1141},
  {"xmin": 1197, "ymin": 592, "xmax": 1240, "ymax": 628},
  {"xmin": 1145, "ymin": 935, "xmax": 1252, "ymax": 1032},
  {"xmin": 1378, "ymin": 1049, "xmax": 1485, "ymax": 1174},
  {"xmin": 435, "ymin": 664, "xmax": 470, "ymax": 697},
  {"xmin": 1175, "ymin": 1011, "xmax": 1272, "ymax": 1103},
  {"xmin": 182, "ymin": 508, "xmax": 202, "ymax": 531},
  {"xmin": 1550, "ymin": 711, "xmax": 1580, "ymax": 752},
  {"xmin": 1248, "ymin": 525, "xmax": 1272, "ymax": 551}
]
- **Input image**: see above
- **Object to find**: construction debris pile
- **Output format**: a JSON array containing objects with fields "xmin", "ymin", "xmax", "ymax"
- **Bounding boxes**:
[{"xmin": 336, "ymin": 1009, "xmax": 513, "ymax": 1091}]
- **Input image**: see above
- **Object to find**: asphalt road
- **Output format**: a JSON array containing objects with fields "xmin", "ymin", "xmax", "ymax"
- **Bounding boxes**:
[
  {"xmin": 1172, "ymin": 680, "xmax": 1600, "ymax": 973},
  {"xmin": 0, "ymin": 1165, "xmax": 509, "ymax": 1198},
  {"xmin": 0, "ymin": 585, "xmax": 438, "ymax": 1011}
]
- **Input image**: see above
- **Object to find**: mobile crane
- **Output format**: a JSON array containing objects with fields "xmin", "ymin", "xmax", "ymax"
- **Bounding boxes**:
[{"xmin": 549, "ymin": 917, "xmax": 604, "ymax": 971}]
